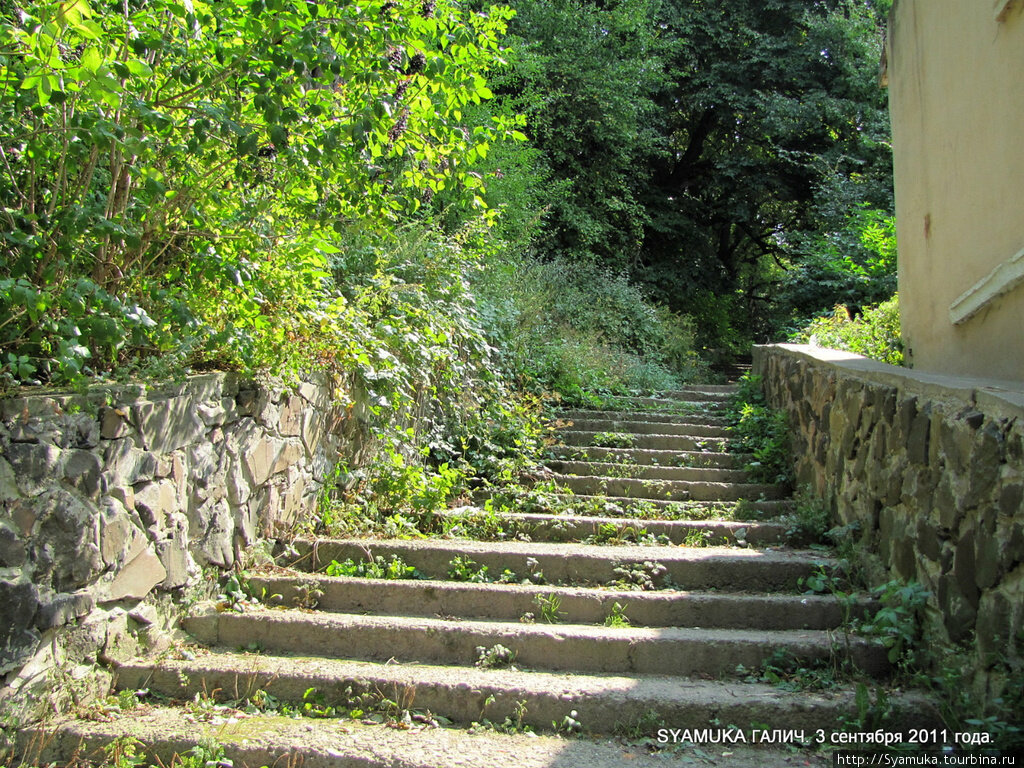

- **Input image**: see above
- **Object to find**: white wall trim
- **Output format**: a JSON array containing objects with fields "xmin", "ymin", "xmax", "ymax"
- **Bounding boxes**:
[{"xmin": 949, "ymin": 246, "xmax": 1024, "ymax": 325}]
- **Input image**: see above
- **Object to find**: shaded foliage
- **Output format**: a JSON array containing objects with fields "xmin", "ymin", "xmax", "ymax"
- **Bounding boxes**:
[{"xmin": 492, "ymin": 0, "xmax": 895, "ymax": 353}]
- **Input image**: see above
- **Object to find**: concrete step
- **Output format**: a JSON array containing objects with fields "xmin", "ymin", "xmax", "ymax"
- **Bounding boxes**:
[
  {"xmin": 559, "ymin": 408, "xmax": 732, "ymax": 426},
  {"xmin": 183, "ymin": 607, "xmax": 890, "ymax": 678},
  {"xmin": 29, "ymin": 700, "xmax": 937, "ymax": 768},
  {"xmin": 665, "ymin": 386, "xmax": 737, "ymax": 397},
  {"xmin": 108, "ymin": 655, "xmax": 938, "ymax": 740},
  {"xmin": 246, "ymin": 572, "xmax": 865, "ymax": 629},
  {"xmin": 476, "ymin": 489, "xmax": 794, "ymax": 521},
  {"xmin": 622, "ymin": 391, "xmax": 733, "ymax": 408},
  {"xmin": 436, "ymin": 508, "xmax": 790, "ymax": 546},
  {"xmin": 546, "ymin": 444, "xmax": 749, "ymax": 468},
  {"xmin": 559, "ymin": 418, "xmax": 730, "ymax": 438},
  {"xmin": 545, "ymin": 459, "xmax": 750, "ymax": 483},
  {"xmin": 557, "ymin": 430, "xmax": 727, "ymax": 451},
  {"xmin": 278, "ymin": 538, "xmax": 834, "ymax": 592},
  {"xmin": 548, "ymin": 473, "xmax": 787, "ymax": 502}
]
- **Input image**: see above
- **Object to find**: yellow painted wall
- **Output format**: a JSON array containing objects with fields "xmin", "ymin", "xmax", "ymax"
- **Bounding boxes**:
[{"xmin": 888, "ymin": 0, "xmax": 1024, "ymax": 381}]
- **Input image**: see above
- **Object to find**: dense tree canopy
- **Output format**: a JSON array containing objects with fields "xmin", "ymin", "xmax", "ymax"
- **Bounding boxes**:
[{"xmin": 492, "ymin": 0, "xmax": 894, "ymax": 351}]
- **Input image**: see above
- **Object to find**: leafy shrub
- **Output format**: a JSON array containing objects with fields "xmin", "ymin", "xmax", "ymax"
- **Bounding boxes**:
[
  {"xmin": 777, "ymin": 205, "xmax": 898, "ymax": 331},
  {"xmin": 792, "ymin": 295, "xmax": 903, "ymax": 366},
  {"xmin": 725, "ymin": 374, "xmax": 793, "ymax": 486},
  {"xmin": 0, "ymin": 0, "xmax": 517, "ymax": 388},
  {"xmin": 473, "ymin": 253, "xmax": 706, "ymax": 404}
]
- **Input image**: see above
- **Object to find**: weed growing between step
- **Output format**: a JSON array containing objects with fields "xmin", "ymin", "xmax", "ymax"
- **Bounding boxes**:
[
  {"xmin": 724, "ymin": 373, "xmax": 794, "ymax": 486},
  {"xmin": 302, "ymin": 551, "xmax": 694, "ymax": 593},
  {"xmin": 604, "ymin": 601, "xmax": 631, "ymax": 627},
  {"xmin": 69, "ymin": 735, "xmax": 231, "ymax": 768},
  {"xmin": 580, "ymin": 522, "xmax": 672, "ymax": 546},
  {"xmin": 478, "ymin": 485, "xmax": 781, "ymax": 523},
  {"xmin": 590, "ymin": 431, "xmax": 635, "ymax": 448},
  {"xmin": 326, "ymin": 554, "xmax": 424, "ymax": 580}
]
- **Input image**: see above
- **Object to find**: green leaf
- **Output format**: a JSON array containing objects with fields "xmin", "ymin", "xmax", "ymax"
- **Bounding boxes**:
[
  {"xmin": 127, "ymin": 59, "xmax": 153, "ymax": 77},
  {"xmin": 81, "ymin": 47, "xmax": 102, "ymax": 73}
]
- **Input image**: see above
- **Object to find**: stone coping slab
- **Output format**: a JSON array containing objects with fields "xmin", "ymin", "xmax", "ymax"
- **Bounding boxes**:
[{"xmin": 754, "ymin": 343, "xmax": 1024, "ymax": 421}]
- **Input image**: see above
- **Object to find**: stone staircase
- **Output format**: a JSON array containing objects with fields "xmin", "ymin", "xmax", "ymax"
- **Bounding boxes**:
[{"xmin": 27, "ymin": 385, "xmax": 939, "ymax": 767}]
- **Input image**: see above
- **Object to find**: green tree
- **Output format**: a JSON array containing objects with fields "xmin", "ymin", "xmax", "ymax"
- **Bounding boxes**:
[
  {"xmin": 492, "ymin": 0, "xmax": 661, "ymax": 266},
  {"xmin": 489, "ymin": 0, "xmax": 893, "ymax": 354},
  {"xmin": 637, "ymin": 0, "xmax": 893, "ymax": 346}
]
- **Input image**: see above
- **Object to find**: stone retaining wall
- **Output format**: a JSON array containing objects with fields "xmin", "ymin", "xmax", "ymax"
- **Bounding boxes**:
[
  {"xmin": 754, "ymin": 344, "xmax": 1024, "ymax": 699},
  {"xmin": 0, "ymin": 372, "xmax": 371, "ymax": 723}
]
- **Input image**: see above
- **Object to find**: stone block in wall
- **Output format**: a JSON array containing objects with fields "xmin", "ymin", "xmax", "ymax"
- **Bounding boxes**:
[
  {"xmin": 964, "ymin": 422, "xmax": 1005, "ymax": 509},
  {"xmin": 99, "ymin": 497, "xmax": 142, "ymax": 567},
  {"xmin": 0, "ymin": 520, "xmax": 26, "ymax": 567},
  {"xmin": 34, "ymin": 488, "xmax": 103, "ymax": 593},
  {"xmin": 130, "ymin": 397, "xmax": 205, "ymax": 455},
  {"xmin": 6, "ymin": 443, "xmax": 64, "ymax": 497},
  {"xmin": 953, "ymin": 528, "xmax": 980, "ymax": 610},
  {"xmin": 189, "ymin": 441, "xmax": 226, "ymax": 503},
  {"xmin": 6, "ymin": 409, "xmax": 99, "ymax": 450},
  {"xmin": 933, "ymin": 472, "xmax": 966, "ymax": 531},
  {"xmin": 916, "ymin": 514, "xmax": 943, "ymax": 563},
  {"xmin": 35, "ymin": 590, "xmax": 94, "ymax": 630},
  {"xmin": 0, "ymin": 575, "xmax": 41, "ymax": 675},
  {"xmin": 976, "ymin": 564, "xmax": 1023, "ymax": 664},
  {"xmin": 62, "ymin": 449, "xmax": 103, "ymax": 499},
  {"xmin": 99, "ymin": 406, "xmax": 129, "ymax": 439},
  {"xmin": 225, "ymin": 454, "xmax": 251, "ymax": 507},
  {"xmin": 938, "ymin": 574, "xmax": 978, "ymax": 645},
  {"xmin": 0, "ymin": 457, "xmax": 19, "ymax": 503},
  {"xmin": 243, "ymin": 435, "xmax": 303, "ymax": 487},
  {"xmin": 264, "ymin": 468, "xmax": 307, "ymax": 532},
  {"xmin": 906, "ymin": 402, "xmax": 931, "ymax": 466},
  {"xmin": 154, "ymin": 514, "xmax": 194, "ymax": 590},
  {"xmin": 1001, "ymin": 483, "xmax": 1024, "ymax": 517},
  {"xmin": 278, "ymin": 394, "xmax": 305, "ymax": 437},
  {"xmin": 103, "ymin": 439, "xmax": 157, "ymax": 488},
  {"xmin": 149, "ymin": 372, "xmax": 227, "ymax": 404},
  {"xmin": 105, "ymin": 535, "xmax": 166, "ymax": 602},
  {"xmin": 301, "ymin": 410, "xmax": 328, "ymax": 464},
  {"xmin": 940, "ymin": 411, "xmax": 980, "ymax": 476},
  {"xmin": 197, "ymin": 397, "xmax": 238, "ymax": 428},
  {"xmin": 133, "ymin": 479, "xmax": 180, "ymax": 531},
  {"xmin": 188, "ymin": 497, "xmax": 234, "ymax": 568}
]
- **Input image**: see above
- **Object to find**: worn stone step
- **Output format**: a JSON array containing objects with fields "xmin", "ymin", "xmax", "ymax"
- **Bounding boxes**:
[
  {"xmin": 559, "ymin": 408, "xmax": 732, "ymax": 426},
  {"xmin": 624, "ymin": 391, "xmax": 733, "ymax": 407},
  {"xmin": 549, "ymin": 473, "xmax": 787, "ymax": 502},
  {"xmin": 546, "ymin": 444, "xmax": 749, "ymax": 468},
  {"xmin": 545, "ymin": 459, "xmax": 749, "ymax": 483},
  {"xmin": 279, "ymin": 538, "xmax": 833, "ymax": 592},
  {"xmin": 557, "ymin": 430, "xmax": 727, "ymax": 451},
  {"xmin": 436, "ymin": 508, "xmax": 789, "ymax": 546},
  {"xmin": 27, "ymin": 701, "xmax": 936, "ymax": 768},
  {"xmin": 183, "ymin": 607, "xmax": 890, "ymax": 678},
  {"xmin": 598, "ymin": 396, "xmax": 729, "ymax": 414},
  {"xmin": 108, "ymin": 655, "xmax": 938, "ymax": 741},
  {"xmin": 476, "ymin": 489, "xmax": 794, "ymax": 520},
  {"xmin": 246, "ymin": 573, "xmax": 862, "ymax": 629},
  {"xmin": 559, "ymin": 418, "xmax": 730, "ymax": 438}
]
